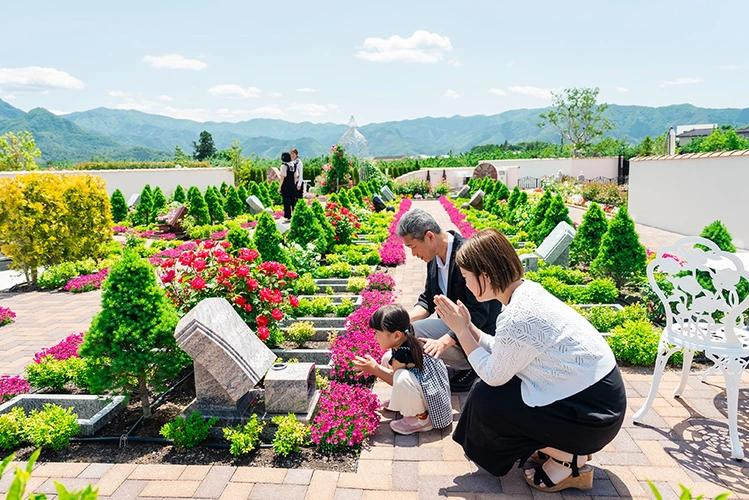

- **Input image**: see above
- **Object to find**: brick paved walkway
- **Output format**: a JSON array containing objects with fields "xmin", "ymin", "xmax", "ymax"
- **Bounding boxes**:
[{"xmin": 1, "ymin": 199, "xmax": 748, "ymax": 499}]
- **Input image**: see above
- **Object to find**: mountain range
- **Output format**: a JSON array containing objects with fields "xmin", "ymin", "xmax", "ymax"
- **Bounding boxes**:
[{"xmin": 1, "ymin": 98, "xmax": 749, "ymax": 162}]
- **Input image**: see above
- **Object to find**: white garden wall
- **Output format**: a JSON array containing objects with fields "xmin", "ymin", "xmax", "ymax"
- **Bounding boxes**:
[
  {"xmin": 0, "ymin": 168, "xmax": 235, "ymax": 197},
  {"xmin": 628, "ymin": 152, "xmax": 749, "ymax": 250}
]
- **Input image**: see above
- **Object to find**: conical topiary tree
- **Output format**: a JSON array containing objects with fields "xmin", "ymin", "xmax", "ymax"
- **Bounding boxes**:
[
  {"xmin": 258, "ymin": 182, "xmax": 272, "ymax": 207},
  {"xmin": 528, "ymin": 190, "xmax": 553, "ymax": 243},
  {"xmin": 80, "ymin": 249, "xmax": 188, "ymax": 418},
  {"xmin": 187, "ymin": 186, "xmax": 199, "ymax": 203},
  {"xmin": 226, "ymin": 224, "xmax": 253, "ymax": 255},
  {"xmin": 220, "ymin": 181, "xmax": 229, "ymax": 197},
  {"xmin": 204, "ymin": 186, "xmax": 225, "ymax": 224},
  {"xmin": 338, "ymin": 189, "xmax": 352, "ymax": 209},
  {"xmin": 591, "ymin": 205, "xmax": 646, "ymax": 287},
  {"xmin": 224, "ymin": 186, "xmax": 243, "ymax": 219},
  {"xmin": 237, "ymin": 184, "xmax": 249, "ymax": 211},
  {"xmin": 288, "ymin": 199, "xmax": 323, "ymax": 250},
  {"xmin": 152, "ymin": 186, "xmax": 167, "ymax": 218},
  {"xmin": 570, "ymin": 202, "xmax": 608, "ymax": 266},
  {"xmin": 507, "ymin": 187, "xmax": 521, "ymax": 213},
  {"xmin": 310, "ymin": 199, "xmax": 335, "ymax": 253},
  {"xmin": 133, "ymin": 184, "xmax": 154, "ymax": 226},
  {"xmin": 173, "ymin": 184, "xmax": 186, "ymax": 204},
  {"xmin": 188, "ymin": 190, "xmax": 211, "ymax": 226},
  {"xmin": 269, "ymin": 181, "xmax": 282, "ymax": 206},
  {"xmin": 495, "ymin": 181, "xmax": 510, "ymax": 201},
  {"xmin": 110, "ymin": 189, "xmax": 128, "ymax": 223},
  {"xmin": 700, "ymin": 220, "xmax": 736, "ymax": 252},
  {"xmin": 254, "ymin": 211, "xmax": 289, "ymax": 264},
  {"xmin": 518, "ymin": 191, "xmax": 528, "ymax": 206},
  {"xmin": 537, "ymin": 194, "xmax": 573, "ymax": 244}
]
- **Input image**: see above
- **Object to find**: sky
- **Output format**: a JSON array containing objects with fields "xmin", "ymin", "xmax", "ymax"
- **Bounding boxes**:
[{"xmin": 1, "ymin": 0, "xmax": 748, "ymax": 125}]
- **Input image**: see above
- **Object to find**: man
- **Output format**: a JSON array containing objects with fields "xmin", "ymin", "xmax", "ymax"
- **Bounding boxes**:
[
  {"xmin": 290, "ymin": 148, "xmax": 303, "ymax": 201},
  {"xmin": 397, "ymin": 209, "xmax": 502, "ymax": 392}
]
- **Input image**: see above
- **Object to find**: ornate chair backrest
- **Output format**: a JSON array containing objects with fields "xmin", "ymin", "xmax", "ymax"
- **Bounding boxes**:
[{"xmin": 647, "ymin": 237, "xmax": 749, "ymax": 350}]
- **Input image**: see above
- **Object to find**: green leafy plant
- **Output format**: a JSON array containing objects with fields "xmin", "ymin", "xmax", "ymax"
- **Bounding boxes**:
[
  {"xmin": 295, "ymin": 273, "xmax": 317, "ymax": 295},
  {"xmin": 316, "ymin": 371, "xmax": 330, "ymax": 390},
  {"xmin": 647, "ymin": 479, "xmax": 730, "ymax": 500},
  {"xmin": 1, "ymin": 449, "xmax": 99, "ymax": 500},
  {"xmin": 173, "ymin": 184, "xmax": 186, "ymax": 203},
  {"xmin": 344, "ymin": 249, "xmax": 363, "ymax": 265},
  {"xmin": 160, "ymin": 412, "xmax": 219, "ymax": 451},
  {"xmin": 591, "ymin": 206, "xmax": 646, "ymax": 287},
  {"xmin": 0, "ymin": 408, "xmax": 27, "ymax": 450},
  {"xmin": 570, "ymin": 202, "xmax": 609, "ymax": 266},
  {"xmin": 580, "ymin": 278, "xmax": 619, "ymax": 304},
  {"xmin": 204, "ymin": 187, "xmax": 226, "ymax": 224},
  {"xmin": 325, "ymin": 286, "xmax": 335, "ymax": 295},
  {"xmin": 188, "ymin": 189, "xmax": 211, "ymax": 226},
  {"xmin": 309, "ymin": 297, "xmax": 335, "ymax": 317},
  {"xmin": 310, "ymin": 200, "xmax": 335, "ymax": 252},
  {"xmin": 347, "ymin": 277, "xmax": 366, "ymax": 294},
  {"xmin": 25, "ymin": 404, "xmax": 79, "ymax": 451},
  {"xmin": 537, "ymin": 194, "xmax": 572, "ymax": 244},
  {"xmin": 285, "ymin": 242, "xmax": 321, "ymax": 275},
  {"xmin": 254, "ymin": 211, "xmax": 289, "ymax": 265},
  {"xmin": 223, "ymin": 186, "xmax": 244, "ymax": 219},
  {"xmin": 110, "ymin": 189, "xmax": 128, "ymax": 223},
  {"xmin": 575, "ymin": 304, "xmax": 648, "ymax": 333},
  {"xmin": 37, "ymin": 259, "xmax": 100, "ymax": 290},
  {"xmin": 226, "ymin": 224, "xmax": 252, "ymax": 254},
  {"xmin": 285, "ymin": 321, "xmax": 315, "ymax": 348},
  {"xmin": 151, "ymin": 187, "xmax": 167, "ymax": 219},
  {"xmin": 133, "ymin": 184, "xmax": 153, "ymax": 226},
  {"xmin": 271, "ymin": 413, "xmax": 308, "ymax": 456},
  {"xmin": 288, "ymin": 199, "xmax": 323, "ymax": 250},
  {"xmin": 336, "ymin": 298, "xmax": 355, "ymax": 317},
  {"xmin": 699, "ymin": 220, "xmax": 736, "ymax": 252},
  {"xmin": 353, "ymin": 264, "xmax": 372, "ymax": 277},
  {"xmin": 329, "ymin": 262, "xmax": 352, "ymax": 278},
  {"xmin": 25, "ymin": 356, "xmax": 87, "ymax": 392},
  {"xmin": 607, "ymin": 319, "xmax": 682, "ymax": 366},
  {"xmin": 222, "ymin": 414, "xmax": 265, "ymax": 457}
]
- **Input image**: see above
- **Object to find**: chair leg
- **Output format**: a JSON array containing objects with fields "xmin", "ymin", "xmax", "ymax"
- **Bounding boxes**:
[
  {"xmin": 674, "ymin": 348, "xmax": 693, "ymax": 398},
  {"xmin": 720, "ymin": 358, "xmax": 746, "ymax": 461},
  {"xmin": 633, "ymin": 339, "xmax": 681, "ymax": 424},
  {"xmin": 701, "ymin": 362, "xmax": 720, "ymax": 383}
]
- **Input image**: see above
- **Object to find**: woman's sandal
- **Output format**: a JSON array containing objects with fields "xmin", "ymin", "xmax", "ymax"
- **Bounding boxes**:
[
  {"xmin": 525, "ymin": 454, "xmax": 594, "ymax": 493},
  {"xmin": 530, "ymin": 451, "xmax": 593, "ymax": 465}
]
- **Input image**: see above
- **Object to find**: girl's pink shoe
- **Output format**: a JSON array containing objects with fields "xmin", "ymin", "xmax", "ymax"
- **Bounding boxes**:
[{"xmin": 389, "ymin": 416, "xmax": 433, "ymax": 435}]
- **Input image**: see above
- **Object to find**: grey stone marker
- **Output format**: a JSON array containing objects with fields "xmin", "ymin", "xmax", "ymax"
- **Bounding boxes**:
[
  {"xmin": 456, "ymin": 185, "xmax": 470, "ymax": 198},
  {"xmin": 175, "ymin": 298, "xmax": 276, "ymax": 423},
  {"xmin": 469, "ymin": 189, "xmax": 484, "ymax": 210},
  {"xmin": 520, "ymin": 221, "xmax": 576, "ymax": 271},
  {"xmin": 264, "ymin": 363, "xmax": 317, "ymax": 414},
  {"xmin": 380, "ymin": 185, "xmax": 395, "ymax": 202},
  {"xmin": 245, "ymin": 195, "xmax": 265, "ymax": 214},
  {"xmin": 266, "ymin": 167, "xmax": 281, "ymax": 183},
  {"xmin": 555, "ymin": 169, "xmax": 564, "ymax": 182},
  {"xmin": 577, "ymin": 171, "xmax": 585, "ymax": 183},
  {"xmin": 461, "ymin": 202, "xmax": 470, "ymax": 210},
  {"xmin": 127, "ymin": 193, "xmax": 140, "ymax": 208},
  {"xmin": 275, "ymin": 219, "xmax": 290, "ymax": 235}
]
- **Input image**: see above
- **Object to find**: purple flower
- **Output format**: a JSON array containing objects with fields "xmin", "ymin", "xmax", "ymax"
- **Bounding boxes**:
[
  {"xmin": 378, "ymin": 198, "xmax": 411, "ymax": 266},
  {"xmin": 0, "ymin": 375, "xmax": 30, "ymax": 403},
  {"xmin": 63, "ymin": 268, "xmax": 109, "ymax": 293},
  {"xmin": 0, "ymin": 307, "xmax": 16, "ymax": 327},
  {"xmin": 439, "ymin": 196, "xmax": 476, "ymax": 238},
  {"xmin": 33, "ymin": 333, "xmax": 84, "ymax": 363},
  {"xmin": 365, "ymin": 272, "xmax": 396, "ymax": 292},
  {"xmin": 112, "ymin": 225, "xmax": 128, "ymax": 234},
  {"xmin": 309, "ymin": 381, "xmax": 381, "ymax": 451}
]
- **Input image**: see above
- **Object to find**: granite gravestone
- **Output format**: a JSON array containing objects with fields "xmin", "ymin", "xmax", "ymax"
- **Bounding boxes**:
[
  {"xmin": 520, "ymin": 221, "xmax": 576, "ymax": 271},
  {"xmin": 175, "ymin": 298, "xmax": 276, "ymax": 422},
  {"xmin": 264, "ymin": 363, "xmax": 317, "ymax": 414},
  {"xmin": 456, "ymin": 185, "xmax": 470, "ymax": 199},
  {"xmin": 577, "ymin": 171, "xmax": 585, "ymax": 183},
  {"xmin": 275, "ymin": 219, "xmax": 290, "ymax": 235},
  {"xmin": 266, "ymin": 167, "xmax": 281, "ymax": 183},
  {"xmin": 469, "ymin": 189, "xmax": 484, "ymax": 210},
  {"xmin": 380, "ymin": 186, "xmax": 395, "ymax": 202},
  {"xmin": 555, "ymin": 170, "xmax": 564, "ymax": 183},
  {"xmin": 127, "ymin": 193, "xmax": 140, "ymax": 208},
  {"xmin": 245, "ymin": 195, "xmax": 265, "ymax": 214}
]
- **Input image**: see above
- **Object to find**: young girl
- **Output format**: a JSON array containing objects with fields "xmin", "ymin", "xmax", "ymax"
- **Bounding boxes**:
[{"xmin": 353, "ymin": 304, "xmax": 452, "ymax": 435}]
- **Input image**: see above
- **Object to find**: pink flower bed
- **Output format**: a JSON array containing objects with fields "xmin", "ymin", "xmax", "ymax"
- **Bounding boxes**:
[
  {"xmin": 0, "ymin": 306, "xmax": 16, "ymax": 327},
  {"xmin": 33, "ymin": 333, "xmax": 84, "ymax": 363},
  {"xmin": 439, "ymin": 196, "xmax": 476, "ymax": 238},
  {"xmin": 64, "ymin": 268, "xmax": 109, "ymax": 293},
  {"xmin": 365, "ymin": 272, "xmax": 396, "ymax": 292},
  {"xmin": 0, "ymin": 375, "xmax": 30, "ymax": 403},
  {"xmin": 112, "ymin": 225, "xmax": 128, "ymax": 234},
  {"xmin": 379, "ymin": 198, "xmax": 412, "ymax": 266},
  {"xmin": 309, "ymin": 381, "xmax": 381, "ymax": 451}
]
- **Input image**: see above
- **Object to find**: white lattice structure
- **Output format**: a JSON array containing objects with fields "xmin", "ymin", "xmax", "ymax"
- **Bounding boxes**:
[
  {"xmin": 633, "ymin": 237, "xmax": 749, "ymax": 460},
  {"xmin": 339, "ymin": 115, "xmax": 370, "ymax": 159}
]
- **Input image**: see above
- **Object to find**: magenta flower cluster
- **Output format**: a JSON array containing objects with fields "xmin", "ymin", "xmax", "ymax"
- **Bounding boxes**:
[
  {"xmin": 63, "ymin": 268, "xmax": 109, "ymax": 293},
  {"xmin": 33, "ymin": 332, "xmax": 84, "ymax": 364},
  {"xmin": 379, "ymin": 198, "xmax": 412, "ymax": 266},
  {"xmin": 0, "ymin": 306, "xmax": 16, "ymax": 327},
  {"xmin": 159, "ymin": 233, "xmax": 177, "ymax": 240},
  {"xmin": 148, "ymin": 241, "xmax": 199, "ymax": 266},
  {"xmin": 112, "ymin": 225, "xmax": 128, "ymax": 234},
  {"xmin": 309, "ymin": 380, "xmax": 381, "ymax": 451},
  {"xmin": 365, "ymin": 272, "xmax": 396, "ymax": 293},
  {"xmin": 439, "ymin": 196, "xmax": 477, "ymax": 238},
  {"xmin": 0, "ymin": 375, "xmax": 30, "ymax": 403},
  {"xmin": 211, "ymin": 230, "xmax": 228, "ymax": 240}
]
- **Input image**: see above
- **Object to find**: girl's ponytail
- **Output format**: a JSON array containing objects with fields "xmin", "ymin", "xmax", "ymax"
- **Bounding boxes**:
[{"xmin": 404, "ymin": 323, "xmax": 425, "ymax": 371}]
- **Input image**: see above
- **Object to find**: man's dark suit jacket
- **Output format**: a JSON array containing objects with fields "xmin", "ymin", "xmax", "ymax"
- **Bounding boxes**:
[{"xmin": 415, "ymin": 230, "xmax": 502, "ymax": 338}]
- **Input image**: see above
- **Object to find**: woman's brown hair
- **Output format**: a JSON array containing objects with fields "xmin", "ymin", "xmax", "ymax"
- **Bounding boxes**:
[{"xmin": 456, "ymin": 228, "xmax": 524, "ymax": 296}]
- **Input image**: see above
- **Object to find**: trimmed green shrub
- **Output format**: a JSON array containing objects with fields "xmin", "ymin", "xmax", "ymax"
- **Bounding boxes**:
[
  {"xmin": 570, "ymin": 202, "xmax": 608, "ymax": 266},
  {"xmin": 255, "ymin": 212, "xmax": 289, "ymax": 264},
  {"xmin": 336, "ymin": 298, "xmax": 354, "ymax": 317},
  {"xmin": 329, "ymin": 262, "xmax": 352, "ymax": 278},
  {"xmin": 226, "ymin": 224, "xmax": 252, "ymax": 254},
  {"xmin": 220, "ymin": 181, "xmax": 229, "ymax": 197},
  {"xmin": 204, "ymin": 186, "xmax": 225, "ymax": 224},
  {"xmin": 25, "ymin": 404, "xmax": 79, "ymax": 451},
  {"xmin": 271, "ymin": 413, "xmax": 308, "ymax": 456},
  {"xmin": 607, "ymin": 319, "xmax": 683, "ymax": 366},
  {"xmin": 507, "ymin": 186, "xmax": 521, "ymax": 213},
  {"xmin": 0, "ymin": 407, "xmax": 27, "ymax": 450},
  {"xmin": 38, "ymin": 258, "xmax": 100, "ymax": 290},
  {"xmin": 25, "ymin": 356, "xmax": 87, "ymax": 392},
  {"xmin": 353, "ymin": 264, "xmax": 372, "ymax": 277},
  {"xmin": 288, "ymin": 199, "xmax": 323, "ymax": 249},
  {"xmin": 700, "ymin": 220, "xmax": 736, "ymax": 252},
  {"xmin": 347, "ymin": 277, "xmax": 367, "ymax": 294},
  {"xmin": 224, "ymin": 186, "xmax": 244, "ymax": 219},
  {"xmin": 132, "ymin": 184, "xmax": 153, "ymax": 226},
  {"xmin": 528, "ymin": 190, "xmax": 552, "ymax": 242},
  {"xmin": 188, "ymin": 190, "xmax": 211, "ymax": 226},
  {"xmin": 295, "ymin": 273, "xmax": 317, "ymax": 295},
  {"xmin": 237, "ymin": 185, "xmax": 249, "ymax": 213},
  {"xmin": 80, "ymin": 249, "xmax": 188, "ymax": 417},
  {"xmin": 495, "ymin": 181, "xmax": 510, "ymax": 201},
  {"xmin": 151, "ymin": 187, "xmax": 167, "ymax": 218},
  {"xmin": 223, "ymin": 414, "xmax": 265, "ymax": 457},
  {"xmin": 575, "ymin": 303, "xmax": 648, "ymax": 333},
  {"xmin": 579, "ymin": 278, "xmax": 619, "ymax": 304},
  {"xmin": 525, "ymin": 265, "xmax": 586, "ymax": 285},
  {"xmin": 173, "ymin": 184, "xmax": 186, "ymax": 203},
  {"xmin": 285, "ymin": 321, "xmax": 315, "ymax": 347},
  {"xmin": 536, "ymin": 194, "xmax": 572, "ymax": 244},
  {"xmin": 591, "ymin": 206, "xmax": 647, "ymax": 287},
  {"xmin": 110, "ymin": 189, "xmax": 128, "ymax": 222},
  {"xmin": 160, "ymin": 412, "xmax": 218, "ymax": 451}
]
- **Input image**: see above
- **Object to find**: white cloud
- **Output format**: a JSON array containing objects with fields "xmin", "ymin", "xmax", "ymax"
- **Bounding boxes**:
[
  {"xmin": 717, "ymin": 65, "xmax": 741, "ymax": 71},
  {"xmin": 489, "ymin": 88, "xmax": 507, "ymax": 96},
  {"xmin": 509, "ymin": 85, "xmax": 555, "ymax": 99},
  {"xmin": 0, "ymin": 67, "xmax": 84, "ymax": 91},
  {"xmin": 355, "ymin": 30, "xmax": 452, "ymax": 64},
  {"xmin": 156, "ymin": 95, "xmax": 173, "ymax": 102},
  {"xmin": 48, "ymin": 109, "xmax": 71, "ymax": 115},
  {"xmin": 208, "ymin": 84, "xmax": 262, "ymax": 99},
  {"xmin": 3, "ymin": 94, "xmax": 16, "ymax": 100},
  {"xmin": 107, "ymin": 90, "xmax": 129, "ymax": 97},
  {"xmin": 616, "ymin": 87, "xmax": 629, "ymax": 93},
  {"xmin": 289, "ymin": 103, "xmax": 330, "ymax": 116},
  {"xmin": 660, "ymin": 77, "xmax": 703, "ymax": 87},
  {"xmin": 142, "ymin": 54, "xmax": 208, "ymax": 70},
  {"xmin": 444, "ymin": 89, "xmax": 461, "ymax": 99},
  {"xmin": 327, "ymin": 103, "xmax": 341, "ymax": 111},
  {"xmin": 296, "ymin": 88, "xmax": 319, "ymax": 93},
  {"xmin": 268, "ymin": 92, "xmax": 282, "ymax": 98},
  {"xmin": 446, "ymin": 60, "xmax": 462, "ymax": 67}
]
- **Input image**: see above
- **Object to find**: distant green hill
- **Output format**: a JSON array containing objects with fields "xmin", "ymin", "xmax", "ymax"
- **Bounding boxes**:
[{"xmin": 2, "ymin": 98, "xmax": 749, "ymax": 161}]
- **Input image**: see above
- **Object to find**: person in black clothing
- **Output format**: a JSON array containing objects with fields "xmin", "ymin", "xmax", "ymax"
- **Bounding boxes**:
[
  {"xmin": 396, "ymin": 208, "xmax": 502, "ymax": 391},
  {"xmin": 278, "ymin": 151, "xmax": 298, "ymax": 222}
]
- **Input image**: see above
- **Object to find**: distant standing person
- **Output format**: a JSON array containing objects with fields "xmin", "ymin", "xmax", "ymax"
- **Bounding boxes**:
[
  {"xmin": 279, "ymin": 151, "xmax": 298, "ymax": 223},
  {"xmin": 290, "ymin": 148, "xmax": 303, "ymax": 200}
]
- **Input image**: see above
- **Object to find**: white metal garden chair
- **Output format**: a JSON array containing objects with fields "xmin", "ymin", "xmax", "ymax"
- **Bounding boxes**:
[{"xmin": 632, "ymin": 236, "xmax": 749, "ymax": 460}]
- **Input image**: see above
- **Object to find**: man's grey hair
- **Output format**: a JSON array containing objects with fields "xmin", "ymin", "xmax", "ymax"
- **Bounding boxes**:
[{"xmin": 396, "ymin": 209, "xmax": 442, "ymax": 240}]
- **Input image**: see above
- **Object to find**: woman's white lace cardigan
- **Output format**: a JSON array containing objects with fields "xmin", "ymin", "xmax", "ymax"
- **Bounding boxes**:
[{"xmin": 467, "ymin": 280, "xmax": 616, "ymax": 407}]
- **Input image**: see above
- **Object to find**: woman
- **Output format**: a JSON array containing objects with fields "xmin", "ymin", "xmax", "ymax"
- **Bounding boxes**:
[
  {"xmin": 433, "ymin": 228, "xmax": 626, "ymax": 493},
  {"xmin": 278, "ymin": 151, "xmax": 298, "ymax": 222}
]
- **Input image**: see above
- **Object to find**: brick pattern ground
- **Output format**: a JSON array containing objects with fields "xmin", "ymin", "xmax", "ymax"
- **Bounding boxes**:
[{"xmin": 1, "ymin": 199, "xmax": 748, "ymax": 499}]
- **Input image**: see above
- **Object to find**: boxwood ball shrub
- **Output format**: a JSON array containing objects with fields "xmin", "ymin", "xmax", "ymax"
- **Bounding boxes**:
[
  {"xmin": 285, "ymin": 321, "xmax": 315, "ymax": 348},
  {"xmin": 347, "ymin": 277, "xmax": 367, "ymax": 294},
  {"xmin": 223, "ymin": 415, "xmax": 265, "ymax": 457},
  {"xmin": 0, "ymin": 407, "xmax": 27, "ymax": 450},
  {"xmin": 226, "ymin": 224, "xmax": 253, "ymax": 255},
  {"xmin": 607, "ymin": 319, "xmax": 683, "ymax": 366},
  {"xmin": 272, "ymin": 413, "xmax": 308, "ymax": 456},
  {"xmin": 160, "ymin": 411, "xmax": 219, "ymax": 451},
  {"xmin": 25, "ymin": 404, "xmax": 79, "ymax": 451}
]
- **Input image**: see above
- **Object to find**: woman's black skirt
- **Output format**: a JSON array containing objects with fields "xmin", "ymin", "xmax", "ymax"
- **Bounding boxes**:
[{"xmin": 452, "ymin": 366, "xmax": 627, "ymax": 476}]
